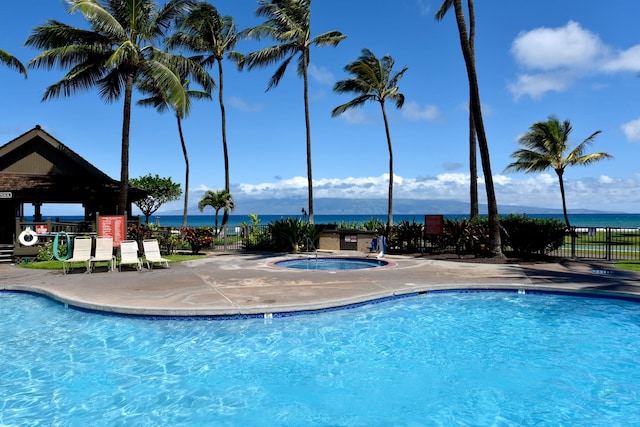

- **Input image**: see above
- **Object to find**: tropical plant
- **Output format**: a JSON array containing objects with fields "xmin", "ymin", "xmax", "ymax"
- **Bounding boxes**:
[
  {"xmin": 504, "ymin": 115, "xmax": 612, "ymax": 230},
  {"xmin": 198, "ymin": 189, "xmax": 234, "ymax": 236},
  {"xmin": 136, "ymin": 57, "xmax": 212, "ymax": 227},
  {"xmin": 332, "ymin": 48, "xmax": 407, "ymax": 234},
  {"xmin": 500, "ymin": 214, "xmax": 566, "ymax": 256},
  {"xmin": 167, "ymin": 3, "xmax": 244, "ymax": 232},
  {"xmin": 435, "ymin": 0, "xmax": 478, "ymax": 218},
  {"xmin": 180, "ymin": 226, "xmax": 214, "ymax": 254},
  {"xmin": 129, "ymin": 174, "xmax": 182, "ymax": 224},
  {"xmin": 243, "ymin": 0, "xmax": 346, "ymax": 224},
  {"xmin": 434, "ymin": 0, "xmax": 503, "ymax": 258},
  {"xmin": 25, "ymin": 0, "xmax": 196, "ymax": 216},
  {"xmin": 0, "ymin": 49, "xmax": 27, "ymax": 77}
]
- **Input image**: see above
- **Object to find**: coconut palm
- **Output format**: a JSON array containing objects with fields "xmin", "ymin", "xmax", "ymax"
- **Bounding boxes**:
[
  {"xmin": 0, "ymin": 49, "xmax": 27, "ymax": 77},
  {"xmin": 504, "ymin": 115, "xmax": 612, "ymax": 230},
  {"xmin": 137, "ymin": 57, "xmax": 213, "ymax": 228},
  {"xmin": 332, "ymin": 48, "xmax": 407, "ymax": 233},
  {"xmin": 242, "ymin": 0, "xmax": 346, "ymax": 224},
  {"xmin": 25, "ymin": 0, "xmax": 195, "ymax": 216},
  {"xmin": 434, "ymin": 0, "xmax": 503, "ymax": 257},
  {"xmin": 198, "ymin": 189, "xmax": 235, "ymax": 236},
  {"xmin": 435, "ymin": 0, "xmax": 478, "ymax": 219},
  {"xmin": 167, "ymin": 2, "xmax": 244, "ymax": 233}
]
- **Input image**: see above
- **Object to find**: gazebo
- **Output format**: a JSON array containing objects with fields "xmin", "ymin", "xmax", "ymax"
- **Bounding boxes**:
[{"xmin": 0, "ymin": 125, "xmax": 146, "ymax": 260}]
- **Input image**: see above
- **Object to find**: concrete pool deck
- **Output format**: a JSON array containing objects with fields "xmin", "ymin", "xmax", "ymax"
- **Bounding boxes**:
[{"xmin": 1, "ymin": 252, "xmax": 640, "ymax": 316}]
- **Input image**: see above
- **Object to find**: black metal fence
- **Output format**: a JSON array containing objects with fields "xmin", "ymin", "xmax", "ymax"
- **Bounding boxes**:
[
  {"xmin": 550, "ymin": 227, "xmax": 640, "ymax": 261},
  {"xmin": 200, "ymin": 224, "xmax": 640, "ymax": 261}
]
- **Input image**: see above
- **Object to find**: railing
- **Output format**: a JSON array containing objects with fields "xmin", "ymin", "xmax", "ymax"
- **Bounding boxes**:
[{"xmin": 550, "ymin": 227, "xmax": 640, "ymax": 261}]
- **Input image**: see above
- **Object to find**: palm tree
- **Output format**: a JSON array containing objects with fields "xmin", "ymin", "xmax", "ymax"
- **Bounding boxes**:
[
  {"xmin": 435, "ymin": 0, "xmax": 503, "ymax": 258},
  {"xmin": 243, "ymin": 0, "xmax": 346, "ymax": 224},
  {"xmin": 435, "ymin": 0, "xmax": 477, "ymax": 219},
  {"xmin": 167, "ymin": 2, "xmax": 244, "ymax": 233},
  {"xmin": 198, "ymin": 189, "xmax": 235, "ymax": 236},
  {"xmin": 504, "ymin": 115, "xmax": 612, "ymax": 230},
  {"xmin": 25, "ymin": 0, "xmax": 195, "ymax": 216},
  {"xmin": 0, "ymin": 49, "xmax": 27, "ymax": 77},
  {"xmin": 332, "ymin": 48, "xmax": 407, "ymax": 233},
  {"xmin": 137, "ymin": 57, "xmax": 212, "ymax": 228}
]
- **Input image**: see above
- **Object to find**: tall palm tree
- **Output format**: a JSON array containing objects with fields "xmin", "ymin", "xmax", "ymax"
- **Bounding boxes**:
[
  {"xmin": 435, "ymin": 0, "xmax": 478, "ymax": 219},
  {"xmin": 137, "ymin": 57, "xmax": 212, "ymax": 228},
  {"xmin": 167, "ymin": 2, "xmax": 244, "ymax": 232},
  {"xmin": 25, "ymin": 0, "xmax": 195, "ymax": 216},
  {"xmin": 243, "ymin": 0, "xmax": 346, "ymax": 224},
  {"xmin": 0, "ymin": 49, "xmax": 27, "ymax": 77},
  {"xmin": 198, "ymin": 189, "xmax": 235, "ymax": 236},
  {"xmin": 436, "ymin": 0, "xmax": 503, "ymax": 257},
  {"xmin": 504, "ymin": 115, "xmax": 612, "ymax": 230},
  {"xmin": 332, "ymin": 48, "xmax": 407, "ymax": 233}
]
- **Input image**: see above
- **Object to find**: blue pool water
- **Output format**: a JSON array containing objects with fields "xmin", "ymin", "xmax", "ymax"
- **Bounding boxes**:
[
  {"xmin": 275, "ymin": 257, "xmax": 388, "ymax": 270},
  {"xmin": 2, "ymin": 291, "xmax": 640, "ymax": 425}
]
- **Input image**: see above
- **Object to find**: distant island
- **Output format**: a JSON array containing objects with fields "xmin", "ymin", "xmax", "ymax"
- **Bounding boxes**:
[{"xmin": 165, "ymin": 197, "xmax": 618, "ymax": 216}]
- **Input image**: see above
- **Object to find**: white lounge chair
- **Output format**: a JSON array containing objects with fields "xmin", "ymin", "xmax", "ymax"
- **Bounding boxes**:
[
  {"xmin": 119, "ymin": 240, "xmax": 142, "ymax": 271},
  {"xmin": 90, "ymin": 236, "xmax": 115, "ymax": 272},
  {"xmin": 143, "ymin": 239, "xmax": 170, "ymax": 269},
  {"xmin": 63, "ymin": 236, "xmax": 92, "ymax": 274}
]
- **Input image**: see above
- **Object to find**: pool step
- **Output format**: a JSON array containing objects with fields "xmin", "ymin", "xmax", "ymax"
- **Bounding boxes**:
[{"xmin": 0, "ymin": 244, "xmax": 14, "ymax": 263}]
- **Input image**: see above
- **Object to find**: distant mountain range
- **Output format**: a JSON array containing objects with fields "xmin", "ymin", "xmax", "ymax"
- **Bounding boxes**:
[{"xmin": 166, "ymin": 197, "xmax": 615, "ymax": 216}]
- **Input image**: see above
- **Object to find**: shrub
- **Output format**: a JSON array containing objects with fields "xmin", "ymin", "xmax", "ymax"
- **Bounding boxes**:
[
  {"xmin": 181, "ymin": 227, "xmax": 214, "ymax": 254},
  {"xmin": 244, "ymin": 217, "xmax": 319, "ymax": 252},
  {"xmin": 36, "ymin": 241, "xmax": 68, "ymax": 261},
  {"xmin": 500, "ymin": 215, "xmax": 566, "ymax": 256}
]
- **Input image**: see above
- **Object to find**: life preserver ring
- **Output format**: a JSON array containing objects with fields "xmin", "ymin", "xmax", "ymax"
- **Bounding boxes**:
[
  {"xmin": 53, "ymin": 231, "xmax": 72, "ymax": 261},
  {"xmin": 19, "ymin": 227, "xmax": 38, "ymax": 246}
]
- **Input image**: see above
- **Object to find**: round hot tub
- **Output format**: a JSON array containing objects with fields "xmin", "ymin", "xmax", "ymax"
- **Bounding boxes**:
[{"xmin": 275, "ymin": 257, "xmax": 389, "ymax": 270}]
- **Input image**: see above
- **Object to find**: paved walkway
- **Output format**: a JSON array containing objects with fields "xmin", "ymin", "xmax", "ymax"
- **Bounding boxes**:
[{"xmin": 1, "ymin": 253, "xmax": 639, "ymax": 316}]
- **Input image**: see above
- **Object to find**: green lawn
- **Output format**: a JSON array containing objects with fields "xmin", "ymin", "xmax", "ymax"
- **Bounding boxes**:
[
  {"xmin": 21, "ymin": 253, "xmax": 209, "ymax": 270},
  {"xmin": 615, "ymin": 261, "xmax": 640, "ymax": 272}
]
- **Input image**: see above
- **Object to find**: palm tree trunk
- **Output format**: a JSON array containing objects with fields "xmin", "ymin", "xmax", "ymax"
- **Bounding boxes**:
[
  {"xmin": 303, "ymin": 49, "xmax": 314, "ymax": 224},
  {"xmin": 218, "ymin": 59, "xmax": 231, "ymax": 234},
  {"xmin": 381, "ymin": 102, "xmax": 394, "ymax": 233},
  {"xmin": 119, "ymin": 71, "xmax": 135, "ymax": 217},
  {"xmin": 452, "ymin": 0, "xmax": 503, "ymax": 257},
  {"xmin": 177, "ymin": 115, "xmax": 189, "ymax": 229},
  {"xmin": 556, "ymin": 169, "xmax": 571, "ymax": 230},
  {"xmin": 467, "ymin": 0, "xmax": 478, "ymax": 219},
  {"xmin": 469, "ymin": 112, "xmax": 478, "ymax": 219}
]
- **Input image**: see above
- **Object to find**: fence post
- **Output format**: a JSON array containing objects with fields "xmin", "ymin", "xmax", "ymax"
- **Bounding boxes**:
[
  {"xmin": 606, "ymin": 227, "xmax": 612, "ymax": 261},
  {"xmin": 570, "ymin": 227, "xmax": 576, "ymax": 258}
]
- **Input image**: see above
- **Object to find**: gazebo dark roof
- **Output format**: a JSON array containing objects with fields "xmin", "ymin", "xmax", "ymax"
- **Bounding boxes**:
[{"xmin": 0, "ymin": 125, "xmax": 145, "ymax": 208}]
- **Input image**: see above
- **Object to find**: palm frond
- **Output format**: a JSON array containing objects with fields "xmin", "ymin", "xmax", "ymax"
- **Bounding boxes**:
[{"xmin": 434, "ymin": 0, "xmax": 454, "ymax": 21}]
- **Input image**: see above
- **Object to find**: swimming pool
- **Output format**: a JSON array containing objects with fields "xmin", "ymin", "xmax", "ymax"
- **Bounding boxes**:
[
  {"xmin": 275, "ymin": 257, "xmax": 388, "ymax": 270},
  {"xmin": 2, "ymin": 291, "xmax": 640, "ymax": 425}
]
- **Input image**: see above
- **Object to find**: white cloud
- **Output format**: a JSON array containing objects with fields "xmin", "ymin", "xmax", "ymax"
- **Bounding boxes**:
[
  {"xmin": 334, "ymin": 108, "xmax": 376, "ymax": 125},
  {"xmin": 308, "ymin": 64, "xmax": 334, "ymax": 85},
  {"xmin": 402, "ymin": 101, "xmax": 442, "ymax": 121},
  {"xmin": 228, "ymin": 172, "xmax": 640, "ymax": 212},
  {"xmin": 508, "ymin": 21, "xmax": 640, "ymax": 100},
  {"xmin": 511, "ymin": 21, "xmax": 606, "ymax": 71},
  {"xmin": 508, "ymin": 72, "xmax": 575, "ymax": 101},
  {"xmin": 228, "ymin": 96, "xmax": 263, "ymax": 112},
  {"xmin": 601, "ymin": 45, "xmax": 640, "ymax": 72},
  {"xmin": 621, "ymin": 117, "xmax": 640, "ymax": 142}
]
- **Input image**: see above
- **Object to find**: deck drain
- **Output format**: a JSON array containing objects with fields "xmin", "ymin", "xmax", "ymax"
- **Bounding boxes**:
[{"xmin": 592, "ymin": 269, "xmax": 612, "ymax": 275}]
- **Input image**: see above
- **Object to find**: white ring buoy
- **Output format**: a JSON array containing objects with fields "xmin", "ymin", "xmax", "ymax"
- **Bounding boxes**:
[{"xmin": 19, "ymin": 227, "xmax": 38, "ymax": 246}]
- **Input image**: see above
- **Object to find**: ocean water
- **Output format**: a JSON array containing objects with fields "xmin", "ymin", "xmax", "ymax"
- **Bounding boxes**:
[{"xmin": 49, "ymin": 213, "xmax": 640, "ymax": 229}]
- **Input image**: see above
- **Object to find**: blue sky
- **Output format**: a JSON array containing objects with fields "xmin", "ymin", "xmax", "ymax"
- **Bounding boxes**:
[{"xmin": 2, "ymin": 0, "xmax": 640, "ymax": 215}]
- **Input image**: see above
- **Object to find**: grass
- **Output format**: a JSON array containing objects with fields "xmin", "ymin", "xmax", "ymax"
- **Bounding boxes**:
[
  {"xmin": 614, "ymin": 261, "xmax": 640, "ymax": 272},
  {"xmin": 20, "ymin": 253, "xmax": 209, "ymax": 270}
]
